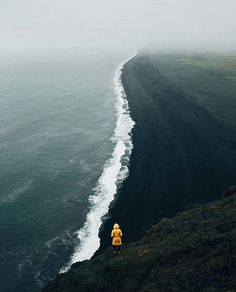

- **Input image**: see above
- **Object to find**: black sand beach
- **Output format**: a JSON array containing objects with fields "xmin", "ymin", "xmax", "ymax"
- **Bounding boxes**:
[{"xmin": 98, "ymin": 54, "xmax": 236, "ymax": 252}]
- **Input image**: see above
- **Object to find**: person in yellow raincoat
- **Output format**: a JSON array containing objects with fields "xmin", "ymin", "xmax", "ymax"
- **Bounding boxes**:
[{"xmin": 111, "ymin": 223, "xmax": 123, "ymax": 254}]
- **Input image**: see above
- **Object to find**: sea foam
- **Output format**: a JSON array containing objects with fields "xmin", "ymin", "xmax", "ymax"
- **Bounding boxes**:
[{"xmin": 60, "ymin": 52, "xmax": 136, "ymax": 273}]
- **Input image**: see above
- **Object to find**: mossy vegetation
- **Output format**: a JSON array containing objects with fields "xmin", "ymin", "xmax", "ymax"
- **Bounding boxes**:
[
  {"xmin": 148, "ymin": 54, "xmax": 236, "ymax": 133},
  {"xmin": 43, "ymin": 193, "xmax": 236, "ymax": 292}
]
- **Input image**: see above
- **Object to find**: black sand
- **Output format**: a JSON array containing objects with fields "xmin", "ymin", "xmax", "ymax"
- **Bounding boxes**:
[{"xmin": 97, "ymin": 54, "xmax": 236, "ymax": 252}]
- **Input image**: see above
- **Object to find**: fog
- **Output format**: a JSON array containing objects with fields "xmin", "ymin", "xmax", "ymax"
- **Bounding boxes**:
[{"xmin": 1, "ymin": 0, "xmax": 236, "ymax": 53}]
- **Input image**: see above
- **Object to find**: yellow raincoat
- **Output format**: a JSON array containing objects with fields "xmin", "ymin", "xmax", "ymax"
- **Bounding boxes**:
[{"xmin": 111, "ymin": 223, "xmax": 123, "ymax": 246}]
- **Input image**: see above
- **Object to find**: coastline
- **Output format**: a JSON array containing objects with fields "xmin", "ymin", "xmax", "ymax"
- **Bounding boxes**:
[
  {"xmin": 60, "ymin": 53, "xmax": 136, "ymax": 272},
  {"xmin": 97, "ymin": 53, "xmax": 236, "ymax": 252}
]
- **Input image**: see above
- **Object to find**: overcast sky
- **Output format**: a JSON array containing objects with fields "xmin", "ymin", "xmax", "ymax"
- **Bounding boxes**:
[{"xmin": 0, "ymin": 0, "xmax": 236, "ymax": 52}]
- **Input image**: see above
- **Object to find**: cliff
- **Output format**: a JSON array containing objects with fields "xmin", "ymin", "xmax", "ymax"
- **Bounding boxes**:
[{"xmin": 43, "ymin": 191, "xmax": 236, "ymax": 292}]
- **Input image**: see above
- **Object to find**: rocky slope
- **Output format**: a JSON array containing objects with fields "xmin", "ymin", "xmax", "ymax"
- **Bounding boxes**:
[{"xmin": 43, "ymin": 191, "xmax": 236, "ymax": 292}]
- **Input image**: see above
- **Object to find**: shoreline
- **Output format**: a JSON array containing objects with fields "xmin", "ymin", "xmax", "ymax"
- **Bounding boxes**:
[
  {"xmin": 97, "ymin": 53, "xmax": 236, "ymax": 253},
  {"xmin": 61, "ymin": 53, "xmax": 136, "ymax": 271}
]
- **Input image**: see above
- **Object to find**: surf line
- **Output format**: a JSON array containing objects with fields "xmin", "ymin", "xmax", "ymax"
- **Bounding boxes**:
[{"xmin": 60, "ymin": 51, "xmax": 137, "ymax": 273}]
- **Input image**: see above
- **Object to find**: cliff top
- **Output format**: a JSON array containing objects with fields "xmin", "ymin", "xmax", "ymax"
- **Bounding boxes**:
[{"xmin": 44, "ymin": 190, "xmax": 236, "ymax": 292}]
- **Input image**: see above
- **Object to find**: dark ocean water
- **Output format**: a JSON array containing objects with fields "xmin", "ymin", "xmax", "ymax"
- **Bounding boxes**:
[{"xmin": 0, "ymin": 51, "xmax": 133, "ymax": 292}]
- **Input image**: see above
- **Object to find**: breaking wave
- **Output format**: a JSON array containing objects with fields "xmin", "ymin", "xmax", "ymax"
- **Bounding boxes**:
[{"xmin": 60, "ymin": 52, "xmax": 136, "ymax": 272}]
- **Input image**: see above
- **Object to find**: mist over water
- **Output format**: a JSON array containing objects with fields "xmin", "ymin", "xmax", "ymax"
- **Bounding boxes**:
[
  {"xmin": 0, "ymin": 0, "xmax": 236, "ymax": 54},
  {"xmin": 0, "ymin": 51, "xmax": 132, "ymax": 291},
  {"xmin": 0, "ymin": 0, "xmax": 235, "ymax": 291}
]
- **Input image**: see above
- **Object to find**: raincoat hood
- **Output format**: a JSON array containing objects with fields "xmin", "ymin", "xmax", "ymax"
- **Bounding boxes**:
[{"xmin": 113, "ymin": 223, "xmax": 120, "ymax": 229}]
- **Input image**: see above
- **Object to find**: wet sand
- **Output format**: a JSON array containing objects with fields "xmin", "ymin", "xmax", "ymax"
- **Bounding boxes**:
[{"xmin": 97, "ymin": 54, "xmax": 236, "ymax": 252}]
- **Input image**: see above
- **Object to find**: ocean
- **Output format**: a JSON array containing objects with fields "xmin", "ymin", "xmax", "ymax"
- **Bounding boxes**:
[{"xmin": 0, "ymin": 50, "xmax": 135, "ymax": 292}]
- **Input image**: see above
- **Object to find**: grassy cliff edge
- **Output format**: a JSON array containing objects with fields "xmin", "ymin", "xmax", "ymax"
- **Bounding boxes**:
[{"xmin": 43, "ymin": 192, "xmax": 236, "ymax": 292}]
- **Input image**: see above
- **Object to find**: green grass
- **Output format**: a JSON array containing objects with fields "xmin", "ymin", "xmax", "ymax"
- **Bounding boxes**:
[
  {"xmin": 43, "ymin": 195, "xmax": 236, "ymax": 292},
  {"xmin": 149, "ymin": 54, "xmax": 236, "ymax": 133}
]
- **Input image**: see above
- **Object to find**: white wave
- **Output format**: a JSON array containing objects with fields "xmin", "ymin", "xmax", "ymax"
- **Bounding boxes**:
[{"xmin": 60, "ymin": 52, "xmax": 136, "ymax": 273}]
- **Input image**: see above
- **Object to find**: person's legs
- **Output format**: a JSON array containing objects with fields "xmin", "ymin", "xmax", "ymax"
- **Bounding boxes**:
[
  {"xmin": 113, "ymin": 245, "xmax": 116, "ymax": 253},
  {"xmin": 113, "ymin": 245, "xmax": 121, "ymax": 254}
]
